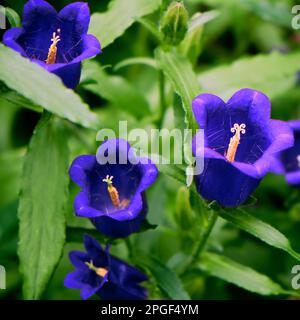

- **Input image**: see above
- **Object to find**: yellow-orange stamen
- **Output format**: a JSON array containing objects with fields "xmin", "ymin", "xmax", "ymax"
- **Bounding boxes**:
[
  {"xmin": 297, "ymin": 155, "xmax": 300, "ymax": 168},
  {"xmin": 102, "ymin": 175, "xmax": 121, "ymax": 207},
  {"xmin": 225, "ymin": 123, "xmax": 246, "ymax": 162},
  {"xmin": 46, "ymin": 31, "xmax": 61, "ymax": 64},
  {"xmin": 85, "ymin": 260, "xmax": 108, "ymax": 278}
]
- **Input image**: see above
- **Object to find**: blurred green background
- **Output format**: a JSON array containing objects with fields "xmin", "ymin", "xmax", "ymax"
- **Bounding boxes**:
[{"xmin": 1, "ymin": 0, "xmax": 300, "ymax": 300}]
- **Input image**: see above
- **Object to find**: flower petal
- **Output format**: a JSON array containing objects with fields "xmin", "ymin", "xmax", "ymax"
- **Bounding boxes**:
[
  {"xmin": 22, "ymin": 0, "xmax": 57, "ymax": 31},
  {"xmin": 2, "ymin": 28, "xmax": 27, "ymax": 56},
  {"xmin": 69, "ymin": 155, "xmax": 97, "ymax": 188},
  {"xmin": 192, "ymin": 93, "xmax": 225, "ymax": 130},
  {"xmin": 195, "ymin": 156, "xmax": 261, "ymax": 207},
  {"xmin": 136, "ymin": 159, "xmax": 159, "ymax": 193},
  {"xmin": 18, "ymin": 0, "xmax": 57, "ymax": 60},
  {"xmin": 68, "ymin": 34, "xmax": 101, "ymax": 64},
  {"xmin": 64, "ymin": 270, "xmax": 84, "ymax": 289},
  {"xmin": 286, "ymin": 171, "xmax": 300, "ymax": 185},
  {"xmin": 227, "ymin": 88, "xmax": 271, "ymax": 126},
  {"xmin": 69, "ymin": 250, "xmax": 89, "ymax": 269},
  {"xmin": 58, "ymin": 2, "xmax": 90, "ymax": 36},
  {"xmin": 91, "ymin": 197, "xmax": 147, "ymax": 238}
]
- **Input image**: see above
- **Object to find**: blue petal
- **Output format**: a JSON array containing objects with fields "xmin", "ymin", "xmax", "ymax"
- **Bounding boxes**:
[
  {"xmin": 58, "ymin": 2, "xmax": 90, "ymax": 36},
  {"xmin": 91, "ymin": 196, "xmax": 148, "ymax": 238},
  {"xmin": 98, "ymin": 256, "xmax": 148, "ymax": 300},
  {"xmin": 69, "ymin": 251, "xmax": 89, "ymax": 269},
  {"xmin": 18, "ymin": 0, "xmax": 57, "ymax": 61},
  {"xmin": 56, "ymin": 3, "xmax": 91, "ymax": 63},
  {"xmin": 194, "ymin": 155, "xmax": 260, "ymax": 206},
  {"xmin": 50, "ymin": 62, "xmax": 81, "ymax": 89},
  {"xmin": 2, "ymin": 28, "xmax": 27, "ymax": 56},
  {"xmin": 192, "ymin": 89, "xmax": 271, "ymax": 164}
]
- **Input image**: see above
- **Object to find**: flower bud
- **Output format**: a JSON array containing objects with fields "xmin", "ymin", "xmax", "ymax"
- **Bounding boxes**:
[{"xmin": 160, "ymin": 1, "xmax": 189, "ymax": 46}]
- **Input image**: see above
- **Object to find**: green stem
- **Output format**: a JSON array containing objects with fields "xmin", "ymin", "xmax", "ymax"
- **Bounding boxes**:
[
  {"xmin": 158, "ymin": 70, "xmax": 167, "ymax": 128},
  {"xmin": 181, "ymin": 208, "xmax": 219, "ymax": 274}
]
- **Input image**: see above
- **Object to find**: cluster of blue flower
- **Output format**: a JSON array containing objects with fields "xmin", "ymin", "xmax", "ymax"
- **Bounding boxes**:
[{"xmin": 3, "ymin": 0, "xmax": 300, "ymax": 300}]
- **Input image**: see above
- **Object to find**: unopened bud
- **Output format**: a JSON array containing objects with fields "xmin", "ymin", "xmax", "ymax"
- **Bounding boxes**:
[{"xmin": 160, "ymin": 1, "xmax": 189, "ymax": 46}]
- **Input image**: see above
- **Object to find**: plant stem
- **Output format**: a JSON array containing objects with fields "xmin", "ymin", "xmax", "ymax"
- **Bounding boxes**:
[
  {"xmin": 158, "ymin": 70, "xmax": 167, "ymax": 128},
  {"xmin": 181, "ymin": 208, "xmax": 219, "ymax": 274}
]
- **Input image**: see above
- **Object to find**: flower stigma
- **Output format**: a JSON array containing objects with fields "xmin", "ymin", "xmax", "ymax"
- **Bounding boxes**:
[
  {"xmin": 85, "ymin": 260, "xmax": 108, "ymax": 278},
  {"xmin": 46, "ymin": 29, "xmax": 61, "ymax": 64},
  {"xmin": 225, "ymin": 123, "xmax": 246, "ymax": 162},
  {"xmin": 102, "ymin": 175, "xmax": 130, "ymax": 209}
]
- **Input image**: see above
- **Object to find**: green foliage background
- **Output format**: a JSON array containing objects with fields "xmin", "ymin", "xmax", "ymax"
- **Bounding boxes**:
[{"xmin": 1, "ymin": 0, "xmax": 300, "ymax": 300}]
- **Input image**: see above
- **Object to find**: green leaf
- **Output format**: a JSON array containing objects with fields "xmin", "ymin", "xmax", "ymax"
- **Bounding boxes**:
[
  {"xmin": 241, "ymin": 0, "xmax": 291, "ymax": 28},
  {"xmin": 197, "ymin": 252, "xmax": 294, "ymax": 296},
  {"xmin": 156, "ymin": 161, "xmax": 186, "ymax": 185},
  {"xmin": 114, "ymin": 57, "xmax": 158, "ymax": 71},
  {"xmin": 5, "ymin": 7, "xmax": 21, "ymax": 27},
  {"xmin": 155, "ymin": 48, "xmax": 200, "ymax": 132},
  {"xmin": 0, "ymin": 83, "xmax": 42, "ymax": 113},
  {"xmin": 135, "ymin": 17, "xmax": 162, "ymax": 41},
  {"xmin": 198, "ymin": 51, "xmax": 300, "ymax": 101},
  {"xmin": 0, "ymin": 44, "xmax": 99, "ymax": 129},
  {"xmin": 141, "ymin": 255, "xmax": 190, "ymax": 300},
  {"xmin": 220, "ymin": 208, "xmax": 300, "ymax": 262},
  {"xmin": 188, "ymin": 10, "xmax": 220, "ymax": 32},
  {"xmin": 18, "ymin": 113, "xmax": 69, "ymax": 299},
  {"xmin": 82, "ymin": 61, "xmax": 151, "ymax": 118},
  {"xmin": 89, "ymin": 0, "xmax": 162, "ymax": 49}
]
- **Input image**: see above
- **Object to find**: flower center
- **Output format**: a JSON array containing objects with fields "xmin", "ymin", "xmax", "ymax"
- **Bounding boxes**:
[
  {"xmin": 102, "ymin": 175, "xmax": 130, "ymax": 209},
  {"xmin": 46, "ymin": 30, "xmax": 61, "ymax": 64},
  {"xmin": 85, "ymin": 260, "xmax": 108, "ymax": 278},
  {"xmin": 225, "ymin": 123, "xmax": 246, "ymax": 162}
]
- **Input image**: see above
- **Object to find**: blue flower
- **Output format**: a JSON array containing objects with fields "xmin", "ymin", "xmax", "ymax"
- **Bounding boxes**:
[
  {"xmin": 192, "ymin": 88, "xmax": 294, "ymax": 207},
  {"xmin": 69, "ymin": 139, "xmax": 158, "ymax": 238},
  {"xmin": 64, "ymin": 235, "xmax": 148, "ymax": 300},
  {"xmin": 3, "ymin": 0, "xmax": 101, "ymax": 89},
  {"xmin": 276, "ymin": 120, "xmax": 300, "ymax": 186}
]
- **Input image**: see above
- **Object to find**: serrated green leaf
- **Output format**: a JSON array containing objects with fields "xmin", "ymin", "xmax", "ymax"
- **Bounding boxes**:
[
  {"xmin": 221, "ymin": 209, "xmax": 300, "ymax": 262},
  {"xmin": 82, "ymin": 61, "xmax": 151, "ymax": 118},
  {"xmin": 141, "ymin": 255, "xmax": 190, "ymax": 300},
  {"xmin": 18, "ymin": 113, "xmax": 69, "ymax": 299},
  {"xmin": 155, "ymin": 48, "xmax": 200, "ymax": 132},
  {"xmin": 0, "ymin": 44, "xmax": 99, "ymax": 129},
  {"xmin": 89, "ymin": 0, "xmax": 162, "ymax": 49},
  {"xmin": 0, "ymin": 83, "xmax": 42, "ymax": 113},
  {"xmin": 198, "ymin": 51, "xmax": 300, "ymax": 101},
  {"xmin": 197, "ymin": 252, "xmax": 294, "ymax": 296}
]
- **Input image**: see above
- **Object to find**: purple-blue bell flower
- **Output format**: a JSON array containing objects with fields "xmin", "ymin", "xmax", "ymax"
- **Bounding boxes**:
[
  {"xmin": 276, "ymin": 120, "xmax": 300, "ymax": 187},
  {"xmin": 64, "ymin": 235, "xmax": 148, "ymax": 300},
  {"xmin": 2, "ymin": 0, "xmax": 101, "ymax": 89},
  {"xmin": 69, "ymin": 138, "xmax": 158, "ymax": 238},
  {"xmin": 192, "ymin": 88, "xmax": 294, "ymax": 207}
]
